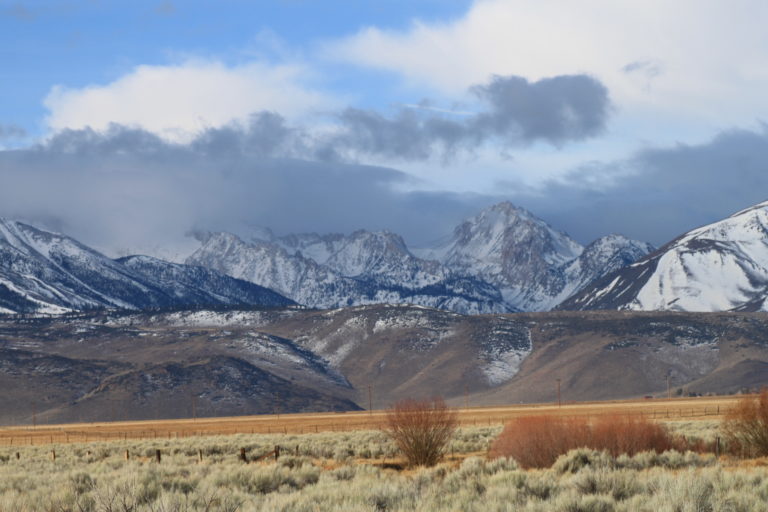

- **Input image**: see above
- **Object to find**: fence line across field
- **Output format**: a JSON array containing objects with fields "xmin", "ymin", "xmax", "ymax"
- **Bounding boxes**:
[{"xmin": 0, "ymin": 406, "xmax": 733, "ymax": 446}]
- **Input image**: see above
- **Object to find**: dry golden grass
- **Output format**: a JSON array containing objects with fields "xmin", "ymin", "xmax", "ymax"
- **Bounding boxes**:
[{"xmin": 0, "ymin": 395, "xmax": 743, "ymax": 446}]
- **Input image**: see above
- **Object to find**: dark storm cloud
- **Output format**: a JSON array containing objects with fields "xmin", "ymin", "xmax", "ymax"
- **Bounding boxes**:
[
  {"xmin": 510, "ymin": 127, "xmax": 768, "ymax": 246},
  {"xmin": 329, "ymin": 74, "xmax": 610, "ymax": 160},
  {"xmin": 470, "ymin": 74, "xmax": 609, "ymax": 145},
  {"xmin": 0, "ymin": 123, "xmax": 491, "ymax": 256}
]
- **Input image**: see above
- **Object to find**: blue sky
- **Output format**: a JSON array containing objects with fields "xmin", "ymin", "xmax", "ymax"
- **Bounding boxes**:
[
  {"xmin": 2, "ymin": 0, "xmax": 768, "ymax": 256},
  {"xmin": 1, "ymin": 0, "xmax": 471, "ymax": 139}
]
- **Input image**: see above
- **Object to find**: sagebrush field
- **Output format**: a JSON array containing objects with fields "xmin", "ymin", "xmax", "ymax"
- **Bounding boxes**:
[
  {"xmin": 0, "ymin": 417, "xmax": 765, "ymax": 511},
  {"xmin": 0, "ymin": 397, "xmax": 765, "ymax": 511}
]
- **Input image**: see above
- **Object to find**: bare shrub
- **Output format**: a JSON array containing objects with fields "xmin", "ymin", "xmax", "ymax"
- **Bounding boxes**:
[
  {"xmin": 488, "ymin": 416, "xmax": 591, "ymax": 468},
  {"xmin": 490, "ymin": 414, "xmax": 675, "ymax": 468},
  {"xmin": 591, "ymin": 414, "xmax": 673, "ymax": 456},
  {"xmin": 722, "ymin": 389, "xmax": 768, "ymax": 457},
  {"xmin": 382, "ymin": 397, "xmax": 458, "ymax": 467}
]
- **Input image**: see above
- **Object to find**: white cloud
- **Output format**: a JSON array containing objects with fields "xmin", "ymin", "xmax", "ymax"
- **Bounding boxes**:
[
  {"xmin": 325, "ymin": 0, "xmax": 768, "ymax": 130},
  {"xmin": 44, "ymin": 59, "xmax": 336, "ymax": 142}
]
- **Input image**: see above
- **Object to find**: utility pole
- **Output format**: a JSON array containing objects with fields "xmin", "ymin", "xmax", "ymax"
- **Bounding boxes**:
[
  {"xmin": 556, "ymin": 379, "xmax": 562, "ymax": 408},
  {"xmin": 667, "ymin": 374, "xmax": 671, "ymax": 399},
  {"xmin": 367, "ymin": 385, "xmax": 373, "ymax": 416}
]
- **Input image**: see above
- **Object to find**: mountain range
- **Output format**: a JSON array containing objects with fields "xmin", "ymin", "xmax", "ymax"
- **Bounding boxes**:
[
  {"xmin": 186, "ymin": 202, "xmax": 653, "ymax": 314},
  {"xmin": 0, "ymin": 219, "xmax": 294, "ymax": 315},
  {"xmin": 6, "ymin": 199, "xmax": 768, "ymax": 315},
  {"xmin": 3, "ymin": 200, "xmax": 768, "ymax": 418}
]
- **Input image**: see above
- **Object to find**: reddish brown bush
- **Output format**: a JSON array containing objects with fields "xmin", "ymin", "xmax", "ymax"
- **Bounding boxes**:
[
  {"xmin": 488, "ymin": 415, "xmax": 591, "ymax": 468},
  {"xmin": 490, "ymin": 414, "xmax": 675, "ymax": 468},
  {"xmin": 722, "ymin": 389, "xmax": 768, "ymax": 457},
  {"xmin": 383, "ymin": 397, "xmax": 458, "ymax": 467},
  {"xmin": 591, "ymin": 414, "xmax": 673, "ymax": 456}
]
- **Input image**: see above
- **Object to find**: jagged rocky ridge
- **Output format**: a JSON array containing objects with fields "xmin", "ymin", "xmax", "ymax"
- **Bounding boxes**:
[
  {"xmin": 187, "ymin": 202, "xmax": 652, "ymax": 313},
  {"xmin": 415, "ymin": 203, "xmax": 654, "ymax": 311},
  {"xmin": 0, "ymin": 219, "xmax": 294, "ymax": 315},
  {"xmin": 185, "ymin": 230, "xmax": 506, "ymax": 314},
  {"xmin": 561, "ymin": 200, "xmax": 768, "ymax": 312}
]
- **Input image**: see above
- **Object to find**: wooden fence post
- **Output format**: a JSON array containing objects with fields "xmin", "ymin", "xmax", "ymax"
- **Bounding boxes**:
[
  {"xmin": 274, "ymin": 445, "xmax": 280, "ymax": 461},
  {"xmin": 240, "ymin": 448, "xmax": 247, "ymax": 463},
  {"xmin": 155, "ymin": 449, "xmax": 161, "ymax": 463},
  {"xmin": 125, "ymin": 450, "xmax": 130, "ymax": 460},
  {"xmin": 50, "ymin": 450, "xmax": 56, "ymax": 461},
  {"xmin": 198, "ymin": 449, "xmax": 203, "ymax": 463},
  {"xmin": 715, "ymin": 436, "xmax": 721, "ymax": 458}
]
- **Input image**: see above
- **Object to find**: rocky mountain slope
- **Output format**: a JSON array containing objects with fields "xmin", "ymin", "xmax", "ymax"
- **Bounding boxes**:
[
  {"xmin": 561, "ymin": 201, "xmax": 768, "ymax": 312},
  {"xmin": 1, "ymin": 305, "xmax": 766, "ymax": 423},
  {"xmin": 186, "ymin": 230, "xmax": 506, "ymax": 314},
  {"xmin": 417, "ymin": 202, "xmax": 653, "ymax": 311},
  {"xmin": 0, "ymin": 219, "xmax": 294, "ymax": 315}
]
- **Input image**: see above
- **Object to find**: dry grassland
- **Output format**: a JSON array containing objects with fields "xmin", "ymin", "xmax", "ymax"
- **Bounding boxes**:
[{"xmin": 0, "ymin": 395, "xmax": 742, "ymax": 446}]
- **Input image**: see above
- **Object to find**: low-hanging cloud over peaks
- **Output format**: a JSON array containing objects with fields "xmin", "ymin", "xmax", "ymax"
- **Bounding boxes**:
[
  {"xmin": 0, "ymin": 123, "xmax": 494, "ymax": 257},
  {"xmin": 514, "ymin": 126, "xmax": 768, "ymax": 245}
]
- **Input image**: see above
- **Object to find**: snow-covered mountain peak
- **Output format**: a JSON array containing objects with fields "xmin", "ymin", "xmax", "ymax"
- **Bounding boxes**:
[
  {"xmin": 561, "ymin": 201, "xmax": 768, "ymax": 312},
  {"xmin": 447, "ymin": 201, "xmax": 583, "ymax": 266},
  {"xmin": 581, "ymin": 234, "xmax": 654, "ymax": 263},
  {"xmin": 678, "ymin": 202, "xmax": 768, "ymax": 247},
  {"xmin": 0, "ymin": 219, "xmax": 63, "ymax": 256}
]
